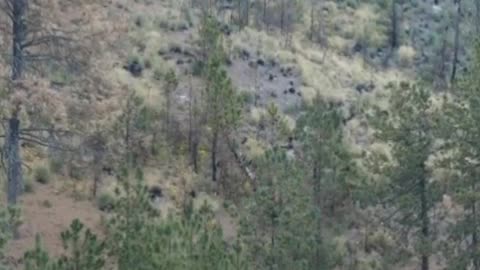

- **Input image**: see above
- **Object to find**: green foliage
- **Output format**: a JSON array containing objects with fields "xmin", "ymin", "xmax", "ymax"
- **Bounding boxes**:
[
  {"xmin": 96, "ymin": 192, "xmax": 115, "ymax": 212},
  {"xmin": 24, "ymin": 176, "xmax": 34, "ymax": 193},
  {"xmin": 204, "ymin": 53, "xmax": 243, "ymax": 136},
  {"xmin": 49, "ymin": 157, "xmax": 64, "ymax": 175},
  {"xmin": 106, "ymin": 167, "xmax": 248, "ymax": 270},
  {"xmin": 438, "ymin": 43, "xmax": 480, "ymax": 269},
  {"xmin": 34, "ymin": 166, "xmax": 51, "ymax": 184},
  {"xmin": 367, "ymin": 82, "xmax": 439, "ymax": 266},
  {"xmin": 24, "ymin": 219, "xmax": 106, "ymax": 270},
  {"xmin": 240, "ymin": 149, "xmax": 335, "ymax": 270},
  {"xmin": 296, "ymin": 97, "xmax": 358, "ymax": 209}
]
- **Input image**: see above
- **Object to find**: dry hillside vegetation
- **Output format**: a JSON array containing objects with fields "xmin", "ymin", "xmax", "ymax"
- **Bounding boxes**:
[{"xmin": 0, "ymin": 0, "xmax": 478, "ymax": 269}]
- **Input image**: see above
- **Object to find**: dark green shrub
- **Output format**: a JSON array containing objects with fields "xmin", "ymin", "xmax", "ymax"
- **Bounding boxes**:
[
  {"xmin": 24, "ymin": 177, "xmax": 34, "ymax": 193},
  {"xmin": 34, "ymin": 166, "xmax": 51, "ymax": 184},
  {"xmin": 97, "ymin": 193, "xmax": 115, "ymax": 212}
]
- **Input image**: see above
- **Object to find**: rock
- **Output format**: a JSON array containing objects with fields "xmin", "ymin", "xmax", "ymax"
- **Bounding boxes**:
[
  {"xmin": 248, "ymin": 61, "xmax": 257, "ymax": 68},
  {"xmin": 352, "ymin": 42, "xmax": 363, "ymax": 53},
  {"xmin": 170, "ymin": 45, "xmax": 182, "ymax": 54},
  {"xmin": 269, "ymin": 59, "xmax": 277, "ymax": 67},
  {"xmin": 297, "ymin": 91, "xmax": 302, "ymax": 97},
  {"xmin": 271, "ymin": 92, "xmax": 278, "ymax": 98},
  {"xmin": 289, "ymin": 80, "xmax": 294, "ymax": 86},
  {"xmin": 240, "ymin": 49, "xmax": 250, "ymax": 60},
  {"xmin": 149, "ymin": 186, "xmax": 163, "ymax": 200},
  {"xmin": 182, "ymin": 49, "xmax": 194, "ymax": 57},
  {"xmin": 283, "ymin": 90, "xmax": 288, "ymax": 94},
  {"xmin": 124, "ymin": 59, "xmax": 143, "ymax": 77},
  {"xmin": 190, "ymin": 190, "xmax": 197, "ymax": 198},
  {"xmin": 268, "ymin": 74, "xmax": 275, "ymax": 81},
  {"xmin": 355, "ymin": 82, "xmax": 375, "ymax": 94},
  {"xmin": 176, "ymin": 59, "xmax": 184, "ymax": 65},
  {"xmin": 102, "ymin": 166, "xmax": 114, "ymax": 176},
  {"xmin": 288, "ymin": 87, "xmax": 296, "ymax": 94},
  {"xmin": 241, "ymin": 137, "xmax": 248, "ymax": 144},
  {"xmin": 225, "ymin": 57, "xmax": 233, "ymax": 66},
  {"xmin": 221, "ymin": 24, "xmax": 232, "ymax": 36},
  {"xmin": 257, "ymin": 58, "xmax": 265, "ymax": 66}
]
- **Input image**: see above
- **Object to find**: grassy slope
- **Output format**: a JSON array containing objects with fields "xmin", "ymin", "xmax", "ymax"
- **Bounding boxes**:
[{"xmin": 0, "ymin": 0, "xmax": 461, "ymax": 269}]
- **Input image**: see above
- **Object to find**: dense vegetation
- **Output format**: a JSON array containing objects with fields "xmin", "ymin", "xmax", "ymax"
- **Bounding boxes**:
[{"xmin": 0, "ymin": 0, "xmax": 479, "ymax": 269}]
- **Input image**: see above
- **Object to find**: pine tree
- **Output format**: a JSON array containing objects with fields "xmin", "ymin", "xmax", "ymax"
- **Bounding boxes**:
[
  {"xmin": 24, "ymin": 219, "xmax": 105, "ymax": 270},
  {"xmin": 204, "ymin": 52, "xmax": 242, "ymax": 183},
  {"xmin": 439, "ymin": 43, "xmax": 480, "ymax": 270},
  {"xmin": 368, "ymin": 82, "xmax": 438, "ymax": 270},
  {"xmin": 240, "ymin": 148, "xmax": 332, "ymax": 270}
]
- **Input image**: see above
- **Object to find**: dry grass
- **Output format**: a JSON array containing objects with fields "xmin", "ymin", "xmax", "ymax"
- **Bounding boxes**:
[{"xmin": 398, "ymin": 45, "xmax": 416, "ymax": 67}]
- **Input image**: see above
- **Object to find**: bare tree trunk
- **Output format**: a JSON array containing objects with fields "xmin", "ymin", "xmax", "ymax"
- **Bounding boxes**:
[
  {"xmin": 188, "ymin": 76, "xmax": 199, "ymax": 173},
  {"xmin": 309, "ymin": 1, "xmax": 315, "ymax": 41},
  {"xmin": 473, "ymin": 201, "xmax": 479, "ymax": 270},
  {"xmin": 390, "ymin": 0, "xmax": 399, "ymax": 49},
  {"xmin": 472, "ymin": 182, "xmax": 480, "ymax": 270},
  {"xmin": 211, "ymin": 130, "xmax": 218, "ymax": 182},
  {"xmin": 245, "ymin": 0, "xmax": 249, "ymax": 27},
  {"xmin": 5, "ymin": 0, "xmax": 28, "ymax": 205},
  {"xmin": 451, "ymin": 0, "xmax": 461, "ymax": 84},
  {"xmin": 280, "ymin": 0, "xmax": 285, "ymax": 33},
  {"xmin": 312, "ymin": 165, "xmax": 323, "ymax": 267},
  {"xmin": 476, "ymin": 0, "xmax": 480, "ymax": 34},
  {"xmin": 11, "ymin": 0, "xmax": 28, "ymax": 80},
  {"xmin": 420, "ymin": 175, "xmax": 429, "ymax": 270},
  {"xmin": 6, "ymin": 113, "xmax": 22, "ymax": 205},
  {"xmin": 263, "ymin": 0, "xmax": 267, "ymax": 26}
]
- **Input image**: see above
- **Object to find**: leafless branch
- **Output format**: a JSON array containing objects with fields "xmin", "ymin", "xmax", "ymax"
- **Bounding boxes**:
[{"xmin": 22, "ymin": 34, "xmax": 73, "ymax": 49}]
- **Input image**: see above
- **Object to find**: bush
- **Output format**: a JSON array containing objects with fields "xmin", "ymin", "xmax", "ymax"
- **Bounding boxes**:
[
  {"xmin": 49, "ymin": 158, "xmax": 64, "ymax": 175},
  {"xmin": 97, "ymin": 193, "xmax": 115, "ymax": 212},
  {"xmin": 24, "ymin": 177, "xmax": 34, "ymax": 193},
  {"xmin": 397, "ymin": 45, "xmax": 416, "ymax": 67},
  {"xmin": 34, "ymin": 166, "xmax": 51, "ymax": 184},
  {"xmin": 42, "ymin": 200, "xmax": 52, "ymax": 208}
]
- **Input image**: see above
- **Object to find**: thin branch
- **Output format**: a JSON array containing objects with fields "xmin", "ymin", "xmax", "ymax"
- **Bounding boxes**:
[
  {"xmin": 19, "ymin": 135, "xmax": 76, "ymax": 152},
  {"xmin": 22, "ymin": 34, "xmax": 73, "ymax": 49}
]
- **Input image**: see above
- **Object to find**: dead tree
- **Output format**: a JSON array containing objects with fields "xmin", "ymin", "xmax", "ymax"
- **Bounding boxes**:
[
  {"xmin": 0, "ymin": 0, "xmax": 81, "ymax": 205},
  {"xmin": 390, "ymin": 0, "xmax": 400, "ymax": 49},
  {"xmin": 451, "ymin": 0, "xmax": 462, "ymax": 84},
  {"xmin": 85, "ymin": 132, "xmax": 106, "ymax": 198}
]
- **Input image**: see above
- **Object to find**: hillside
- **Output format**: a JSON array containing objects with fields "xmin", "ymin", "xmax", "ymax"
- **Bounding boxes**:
[{"xmin": 0, "ymin": 0, "xmax": 478, "ymax": 269}]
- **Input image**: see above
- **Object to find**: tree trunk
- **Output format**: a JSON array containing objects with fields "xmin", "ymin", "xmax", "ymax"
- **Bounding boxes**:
[
  {"xmin": 92, "ymin": 149, "xmax": 102, "ymax": 198},
  {"xmin": 391, "ymin": 0, "xmax": 399, "ymax": 49},
  {"xmin": 263, "ymin": 0, "xmax": 267, "ymax": 26},
  {"xmin": 473, "ymin": 200, "xmax": 479, "ymax": 270},
  {"xmin": 188, "ymin": 77, "xmax": 199, "ymax": 173},
  {"xmin": 473, "ymin": 182, "xmax": 479, "ymax": 270},
  {"xmin": 420, "ymin": 175, "xmax": 429, "ymax": 270},
  {"xmin": 312, "ymin": 165, "xmax": 323, "ymax": 267},
  {"xmin": 476, "ymin": 0, "xmax": 480, "ymax": 34},
  {"xmin": 451, "ymin": 0, "xmax": 461, "ymax": 84},
  {"xmin": 280, "ymin": 0, "xmax": 285, "ymax": 33},
  {"xmin": 245, "ymin": 0, "xmax": 249, "ymax": 27},
  {"xmin": 12, "ymin": 0, "xmax": 28, "ymax": 80},
  {"xmin": 309, "ymin": 1, "xmax": 315, "ymax": 41},
  {"xmin": 211, "ymin": 130, "xmax": 218, "ymax": 182},
  {"xmin": 6, "ymin": 114, "xmax": 22, "ymax": 205}
]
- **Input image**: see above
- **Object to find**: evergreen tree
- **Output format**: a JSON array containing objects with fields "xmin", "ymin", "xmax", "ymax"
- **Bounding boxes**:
[
  {"xmin": 204, "ymin": 52, "xmax": 243, "ymax": 183},
  {"xmin": 240, "ymin": 148, "xmax": 332, "ymax": 270},
  {"xmin": 368, "ymin": 82, "xmax": 438, "ymax": 270},
  {"xmin": 439, "ymin": 43, "xmax": 480, "ymax": 270},
  {"xmin": 296, "ymin": 97, "xmax": 356, "ymax": 268},
  {"xmin": 106, "ymin": 167, "xmax": 248, "ymax": 270},
  {"xmin": 24, "ymin": 219, "xmax": 105, "ymax": 270}
]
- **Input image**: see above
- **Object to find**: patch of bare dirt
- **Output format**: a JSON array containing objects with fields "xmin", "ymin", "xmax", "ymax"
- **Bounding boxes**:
[{"xmin": 5, "ymin": 184, "xmax": 103, "ymax": 263}]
